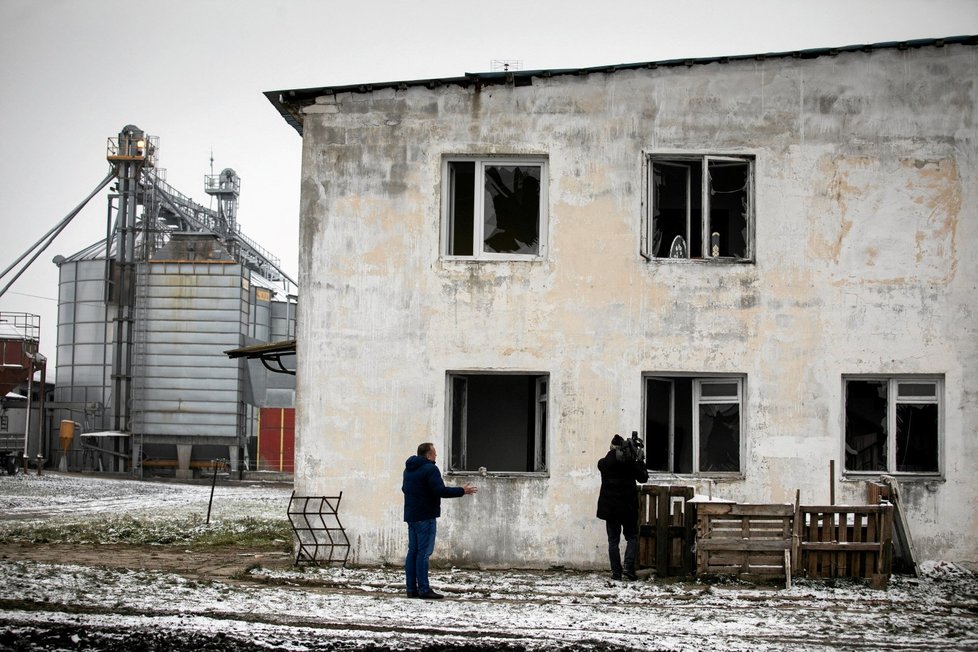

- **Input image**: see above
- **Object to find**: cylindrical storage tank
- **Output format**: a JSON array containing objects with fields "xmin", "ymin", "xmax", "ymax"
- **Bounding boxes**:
[
  {"xmin": 54, "ymin": 257, "xmax": 113, "ymax": 426},
  {"xmin": 52, "ymin": 256, "xmax": 115, "ymax": 469},
  {"xmin": 133, "ymin": 257, "xmax": 247, "ymax": 446},
  {"xmin": 250, "ymin": 283, "xmax": 272, "ymax": 342},
  {"xmin": 270, "ymin": 298, "xmax": 297, "ymax": 342}
]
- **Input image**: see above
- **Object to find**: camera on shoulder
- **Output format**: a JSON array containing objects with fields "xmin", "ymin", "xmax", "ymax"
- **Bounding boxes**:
[{"xmin": 614, "ymin": 430, "xmax": 645, "ymax": 463}]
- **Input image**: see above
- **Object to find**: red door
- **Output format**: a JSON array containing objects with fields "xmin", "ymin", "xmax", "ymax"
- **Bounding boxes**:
[{"xmin": 258, "ymin": 408, "xmax": 295, "ymax": 472}]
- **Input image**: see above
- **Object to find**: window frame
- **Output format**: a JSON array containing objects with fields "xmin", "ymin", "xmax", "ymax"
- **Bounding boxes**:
[
  {"xmin": 642, "ymin": 153, "xmax": 755, "ymax": 262},
  {"xmin": 445, "ymin": 370, "xmax": 550, "ymax": 476},
  {"xmin": 643, "ymin": 372, "xmax": 746, "ymax": 477},
  {"xmin": 842, "ymin": 375, "xmax": 944, "ymax": 479},
  {"xmin": 441, "ymin": 156, "xmax": 549, "ymax": 261}
]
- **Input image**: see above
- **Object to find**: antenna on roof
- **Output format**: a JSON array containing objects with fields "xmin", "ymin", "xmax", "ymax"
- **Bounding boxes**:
[{"xmin": 491, "ymin": 59, "xmax": 523, "ymax": 72}]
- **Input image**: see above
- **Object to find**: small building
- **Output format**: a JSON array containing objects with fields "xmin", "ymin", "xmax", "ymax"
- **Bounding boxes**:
[
  {"xmin": 266, "ymin": 36, "xmax": 978, "ymax": 567},
  {"xmin": 0, "ymin": 313, "xmax": 48, "ymax": 466}
]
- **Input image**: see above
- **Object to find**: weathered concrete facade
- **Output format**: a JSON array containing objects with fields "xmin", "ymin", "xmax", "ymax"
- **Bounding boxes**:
[{"xmin": 272, "ymin": 38, "xmax": 978, "ymax": 567}]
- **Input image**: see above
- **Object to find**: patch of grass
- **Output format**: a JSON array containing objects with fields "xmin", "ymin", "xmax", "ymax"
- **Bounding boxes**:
[
  {"xmin": 192, "ymin": 517, "xmax": 293, "ymax": 549},
  {"xmin": 0, "ymin": 514, "xmax": 293, "ymax": 550}
]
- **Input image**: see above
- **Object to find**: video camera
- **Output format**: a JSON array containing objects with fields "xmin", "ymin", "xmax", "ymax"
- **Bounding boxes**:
[{"xmin": 615, "ymin": 431, "xmax": 645, "ymax": 463}]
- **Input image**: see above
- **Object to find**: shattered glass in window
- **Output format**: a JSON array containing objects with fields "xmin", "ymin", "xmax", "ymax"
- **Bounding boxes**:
[{"xmin": 483, "ymin": 165, "xmax": 541, "ymax": 255}]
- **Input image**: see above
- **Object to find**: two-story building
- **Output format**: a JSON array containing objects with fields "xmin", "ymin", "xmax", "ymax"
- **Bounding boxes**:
[{"xmin": 266, "ymin": 36, "xmax": 978, "ymax": 568}]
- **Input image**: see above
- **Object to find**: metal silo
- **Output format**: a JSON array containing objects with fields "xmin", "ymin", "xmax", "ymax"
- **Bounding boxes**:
[
  {"xmin": 47, "ymin": 127, "xmax": 297, "ymax": 478},
  {"xmin": 51, "ymin": 251, "xmax": 119, "ymax": 469},
  {"xmin": 130, "ymin": 233, "xmax": 251, "ymax": 478}
]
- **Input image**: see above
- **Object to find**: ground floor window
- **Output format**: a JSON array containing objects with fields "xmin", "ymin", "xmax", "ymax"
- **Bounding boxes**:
[
  {"xmin": 844, "ymin": 376, "xmax": 942, "ymax": 475},
  {"xmin": 447, "ymin": 372, "xmax": 548, "ymax": 473},
  {"xmin": 644, "ymin": 374, "xmax": 743, "ymax": 474}
]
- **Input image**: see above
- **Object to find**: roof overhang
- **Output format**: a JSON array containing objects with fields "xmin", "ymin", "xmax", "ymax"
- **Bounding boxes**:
[
  {"xmin": 265, "ymin": 36, "xmax": 978, "ymax": 136},
  {"xmin": 225, "ymin": 340, "xmax": 296, "ymax": 376}
]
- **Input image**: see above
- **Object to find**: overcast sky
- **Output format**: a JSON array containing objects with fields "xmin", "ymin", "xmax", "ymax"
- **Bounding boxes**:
[{"xmin": 1, "ymin": 0, "xmax": 976, "ymax": 368}]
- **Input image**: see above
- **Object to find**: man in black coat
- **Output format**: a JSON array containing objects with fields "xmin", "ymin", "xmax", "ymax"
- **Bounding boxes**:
[{"xmin": 596, "ymin": 434, "xmax": 649, "ymax": 580}]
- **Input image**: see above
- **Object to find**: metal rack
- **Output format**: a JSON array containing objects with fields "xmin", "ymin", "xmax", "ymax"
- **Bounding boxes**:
[{"xmin": 287, "ymin": 491, "xmax": 351, "ymax": 566}]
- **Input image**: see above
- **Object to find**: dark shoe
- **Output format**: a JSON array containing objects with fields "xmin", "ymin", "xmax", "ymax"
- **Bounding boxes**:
[
  {"xmin": 611, "ymin": 573, "xmax": 622, "ymax": 581},
  {"xmin": 418, "ymin": 590, "xmax": 444, "ymax": 600},
  {"xmin": 623, "ymin": 571, "xmax": 638, "ymax": 582},
  {"xmin": 406, "ymin": 591, "xmax": 418, "ymax": 598}
]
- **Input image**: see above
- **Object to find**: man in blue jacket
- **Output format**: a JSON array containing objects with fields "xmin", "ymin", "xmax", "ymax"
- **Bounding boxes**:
[{"xmin": 402, "ymin": 442, "xmax": 477, "ymax": 599}]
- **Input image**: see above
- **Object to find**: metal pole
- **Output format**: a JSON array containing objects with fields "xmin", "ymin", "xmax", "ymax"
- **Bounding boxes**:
[
  {"xmin": 37, "ymin": 356, "xmax": 46, "ymax": 462},
  {"xmin": 0, "ymin": 171, "xmax": 116, "ymax": 298},
  {"xmin": 206, "ymin": 459, "xmax": 226, "ymax": 524},
  {"xmin": 22, "ymin": 356, "xmax": 33, "ymax": 471}
]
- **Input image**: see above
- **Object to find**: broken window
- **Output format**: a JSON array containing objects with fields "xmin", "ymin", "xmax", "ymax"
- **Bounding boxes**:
[
  {"xmin": 644, "ymin": 375, "xmax": 743, "ymax": 474},
  {"xmin": 844, "ymin": 377, "xmax": 941, "ymax": 475},
  {"xmin": 444, "ymin": 157, "xmax": 547, "ymax": 259},
  {"xmin": 644, "ymin": 155, "xmax": 753, "ymax": 261},
  {"xmin": 447, "ymin": 372, "xmax": 548, "ymax": 473}
]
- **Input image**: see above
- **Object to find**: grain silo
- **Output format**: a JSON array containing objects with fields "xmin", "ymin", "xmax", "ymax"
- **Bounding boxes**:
[{"xmin": 51, "ymin": 126, "xmax": 296, "ymax": 478}]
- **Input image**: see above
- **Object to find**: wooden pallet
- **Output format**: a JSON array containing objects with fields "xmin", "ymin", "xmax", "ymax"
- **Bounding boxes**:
[
  {"xmin": 695, "ymin": 503, "xmax": 794, "ymax": 586},
  {"xmin": 637, "ymin": 485, "xmax": 695, "ymax": 576},
  {"xmin": 795, "ymin": 505, "xmax": 893, "ymax": 588}
]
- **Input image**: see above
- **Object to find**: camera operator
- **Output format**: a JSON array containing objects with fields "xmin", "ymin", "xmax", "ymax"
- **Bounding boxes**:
[{"xmin": 596, "ymin": 433, "xmax": 648, "ymax": 581}]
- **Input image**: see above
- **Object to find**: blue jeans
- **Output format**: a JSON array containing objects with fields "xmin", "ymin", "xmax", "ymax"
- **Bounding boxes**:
[{"xmin": 405, "ymin": 519, "xmax": 437, "ymax": 594}]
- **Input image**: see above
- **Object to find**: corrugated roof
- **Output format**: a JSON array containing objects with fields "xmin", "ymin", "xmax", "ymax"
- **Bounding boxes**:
[{"xmin": 265, "ymin": 35, "xmax": 978, "ymax": 136}]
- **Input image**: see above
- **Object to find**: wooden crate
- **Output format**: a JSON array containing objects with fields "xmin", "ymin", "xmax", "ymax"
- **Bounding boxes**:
[
  {"xmin": 796, "ymin": 505, "xmax": 893, "ymax": 587},
  {"xmin": 637, "ymin": 485, "xmax": 695, "ymax": 576},
  {"xmin": 696, "ymin": 503, "xmax": 794, "ymax": 582}
]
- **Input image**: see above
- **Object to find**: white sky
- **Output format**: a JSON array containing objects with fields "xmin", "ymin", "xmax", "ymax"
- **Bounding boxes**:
[{"xmin": 1, "ymin": 0, "xmax": 976, "ymax": 369}]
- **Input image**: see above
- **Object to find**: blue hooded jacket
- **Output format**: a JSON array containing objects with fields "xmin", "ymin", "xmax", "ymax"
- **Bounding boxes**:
[{"xmin": 402, "ymin": 455, "xmax": 464, "ymax": 522}]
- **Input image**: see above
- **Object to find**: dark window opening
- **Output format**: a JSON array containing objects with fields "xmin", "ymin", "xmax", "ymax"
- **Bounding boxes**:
[
  {"xmin": 448, "ymin": 162, "xmax": 475, "ymax": 256},
  {"xmin": 896, "ymin": 403, "xmax": 938, "ymax": 473},
  {"xmin": 845, "ymin": 380, "xmax": 888, "ymax": 472},
  {"xmin": 448, "ymin": 372, "xmax": 548, "ymax": 473},
  {"xmin": 648, "ymin": 155, "xmax": 752, "ymax": 261},
  {"xmin": 645, "ymin": 375, "xmax": 742, "ymax": 474},
  {"xmin": 844, "ymin": 377, "xmax": 941, "ymax": 475}
]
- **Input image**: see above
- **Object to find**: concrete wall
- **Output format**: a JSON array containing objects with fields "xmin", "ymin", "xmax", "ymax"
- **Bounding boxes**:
[{"xmin": 293, "ymin": 43, "xmax": 977, "ymax": 567}]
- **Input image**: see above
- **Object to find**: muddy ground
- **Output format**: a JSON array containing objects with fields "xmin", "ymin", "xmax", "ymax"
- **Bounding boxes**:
[
  {"xmin": 0, "ymin": 542, "xmax": 295, "ymax": 584},
  {"xmin": 0, "ymin": 474, "xmax": 976, "ymax": 651}
]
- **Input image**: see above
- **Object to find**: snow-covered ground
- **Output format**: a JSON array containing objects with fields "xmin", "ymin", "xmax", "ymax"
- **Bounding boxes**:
[{"xmin": 0, "ymin": 472, "xmax": 975, "ymax": 651}]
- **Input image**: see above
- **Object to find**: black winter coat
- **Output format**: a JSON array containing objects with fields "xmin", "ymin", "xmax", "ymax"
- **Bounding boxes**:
[{"xmin": 596, "ymin": 449, "xmax": 649, "ymax": 522}]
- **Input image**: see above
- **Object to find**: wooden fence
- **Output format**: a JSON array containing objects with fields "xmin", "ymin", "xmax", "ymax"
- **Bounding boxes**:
[{"xmin": 795, "ymin": 505, "xmax": 893, "ymax": 588}]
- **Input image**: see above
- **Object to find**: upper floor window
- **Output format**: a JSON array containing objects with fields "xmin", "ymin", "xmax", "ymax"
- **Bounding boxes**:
[
  {"xmin": 643, "ymin": 154, "xmax": 754, "ymax": 261},
  {"xmin": 844, "ymin": 376, "xmax": 942, "ymax": 475},
  {"xmin": 644, "ymin": 374, "xmax": 744, "ymax": 474},
  {"xmin": 443, "ymin": 157, "xmax": 548, "ymax": 260}
]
